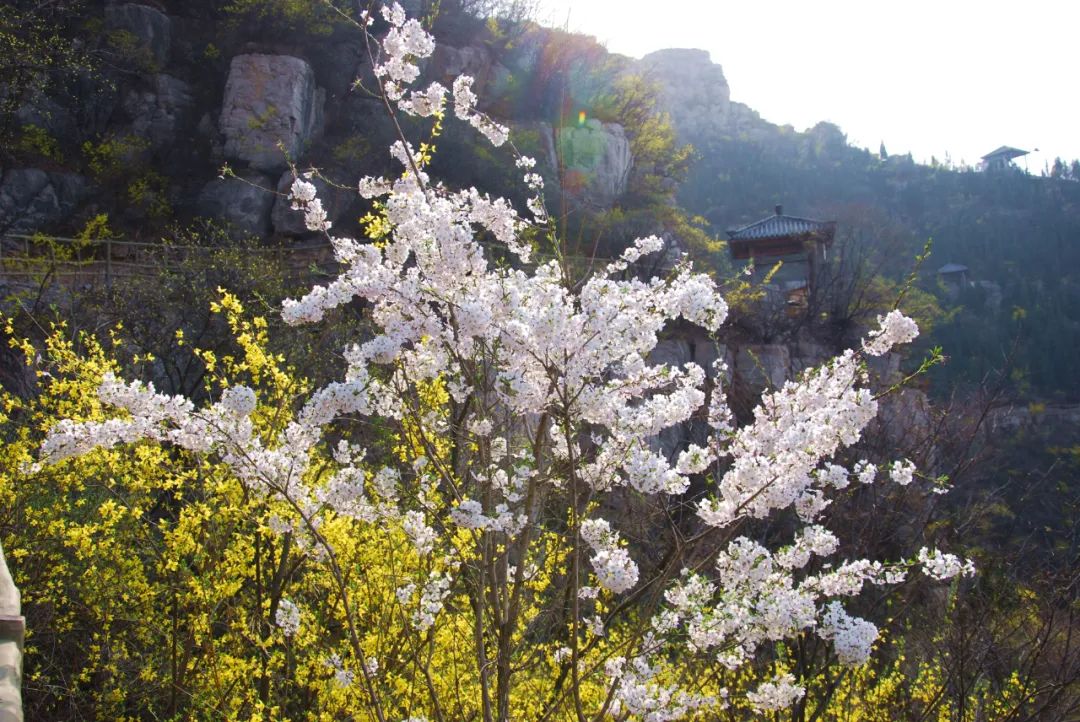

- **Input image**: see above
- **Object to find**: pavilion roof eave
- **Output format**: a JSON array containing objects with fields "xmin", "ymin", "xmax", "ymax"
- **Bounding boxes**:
[
  {"xmin": 727, "ymin": 218, "xmax": 836, "ymax": 242},
  {"xmin": 981, "ymin": 145, "xmax": 1029, "ymax": 161}
]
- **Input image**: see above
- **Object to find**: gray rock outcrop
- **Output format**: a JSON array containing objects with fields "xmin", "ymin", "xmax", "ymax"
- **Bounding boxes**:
[
  {"xmin": 555, "ymin": 119, "xmax": 631, "ymax": 210},
  {"xmin": 692, "ymin": 340, "xmax": 733, "ymax": 383},
  {"xmin": 866, "ymin": 351, "xmax": 902, "ymax": 387},
  {"xmin": 306, "ymin": 33, "xmax": 366, "ymax": 97},
  {"xmin": 219, "ymin": 54, "xmax": 324, "ymax": 172},
  {"xmin": 104, "ymin": 3, "xmax": 172, "ymax": 68},
  {"xmin": 791, "ymin": 340, "xmax": 831, "ymax": 377},
  {"xmin": 734, "ymin": 344, "xmax": 791, "ymax": 396},
  {"xmin": 649, "ymin": 339, "xmax": 692, "ymax": 370},
  {"xmin": 14, "ymin": 96, "xmax": 77, "ymax": 141},
  {"xmin": 484, "ymin": 62, "xmax": 514, "ymax": 108},
  {"xmin": 638, "ymin": 49, "xmax": 730, "ymax": 142},
  {"xmin": 509, "ymin": 120, "xmax": 559, "ymax": 174},
  {"xmin": 0, "ymin": 169, "xmax": 89, "ymax": 235},
  {"xmin": 987, "ymin": 402, "xmax": 1080, "ymax": 436},
  {"xmin": 122, "ymin": 74, "xmax": 193, "ymax": 149},
  {"xmin": 648, "ymin": 338, "xmax": 733, "ymax": 383},
  {"xmin": 429, "ymin": 44, "xmax": 494, "ymax": 96},
  {"xmin": 73, "ymin": 72, "xmax": 120, "ymax": 137},
  {"xmin": 196, "ymin": 172, "xmax": 276, "ymax": 238},
  {"xmin": 638, "ymin": 48, "xmax": 775, "ymax": 146}
]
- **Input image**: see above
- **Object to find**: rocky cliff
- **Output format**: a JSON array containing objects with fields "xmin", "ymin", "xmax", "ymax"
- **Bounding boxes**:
[
  {"xmin": 637, "ymin": 48, "xmax": 773, "ymax": 145},
  {"xmin": 0, "ymin": 2, "xmax": 647, "ymax": 244}
]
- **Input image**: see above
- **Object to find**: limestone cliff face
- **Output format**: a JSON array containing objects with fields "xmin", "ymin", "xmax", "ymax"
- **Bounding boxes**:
[
  {"xmin": 0, "ymin": 4, "xmax": 647, "ymax": 240},
  {"xmin": 555, "ymin": 119, "xmax": 632, "ymax": 211},
  {"xmin": 637, "ymin": 49, "xmax": 730, "ymax": 142},
  {"xmin": 637, "ymin": 48, "xmax": 776, "ymax": 146},
  {"xmin": 104, "ymin": 3, "xmax": 172, "ymax": 67},
  {"xmin": 219, "ymin": 54, "xmax": 324, "ymax": 173},
  {"xmin": 0, "ymin": 170, "xmax": 89, "ymax": 236}
]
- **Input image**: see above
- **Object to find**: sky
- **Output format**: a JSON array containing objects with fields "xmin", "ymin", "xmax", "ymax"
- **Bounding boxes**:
[{"xmin": 535, "ymin": 0, "xmax": 1079, "ymax": 172}]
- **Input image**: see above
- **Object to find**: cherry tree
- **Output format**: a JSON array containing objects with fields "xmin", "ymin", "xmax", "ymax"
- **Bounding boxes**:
[{"xmin": 39, "ymin": 5, "xmax": 972, "ymax": 720}]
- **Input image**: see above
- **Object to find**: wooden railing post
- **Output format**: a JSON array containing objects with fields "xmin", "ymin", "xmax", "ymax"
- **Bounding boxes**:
[{"xmin": 0, "ymin": 542, "xmax": 23, "ymax": 722}]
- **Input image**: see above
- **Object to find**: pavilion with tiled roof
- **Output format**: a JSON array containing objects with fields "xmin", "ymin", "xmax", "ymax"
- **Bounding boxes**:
[
  {"xmin": 980, "ymin": 146, "xmax": 1028, "ymax": 171},
  {"xmin": 727, "ymin": 205, "xmax": 836, "ymax": 304}
]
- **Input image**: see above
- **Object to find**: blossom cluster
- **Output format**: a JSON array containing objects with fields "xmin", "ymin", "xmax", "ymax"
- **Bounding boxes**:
[
  {"xmin": 581, "ymin": 518, "xmax": 639, "ymax": 593},
  {"xmin": 324, "ymin": 654, "xmax": 356, "ymax": 689},
  {"xmin": 918, "ymin": 547, "xmax": 977, "ymax": 580},
  {"xmin": 819, "ymin": 601, "xmax": 878, "ymax": 666},
  {"xmin": 275, "ymin": 598, "xmax": 301, "ymax": 637},
  {"xmin": 371, "ymin": 2, "xmax": 434, "ymax": 100},
  {"xmin": 452, "ymin": 75, "xmax": 509, "ymax": 146},
  {"xmin": 746, "ymin": 672, "xmax": 805, "ymax": 712},
  {"xmin": 696, "ymin": 348, "xmax": 877, "ymax": 528},
  {"xmin": 604, "ymin": 654, "xmax": 715, "ymax": 721},
  {"xmin": 863, "ymin": 308, "xmax": 921, "ymax": 356},
  {"xmin": 290, "ymin": 177, "xmax": 331, "ymax": 232}
]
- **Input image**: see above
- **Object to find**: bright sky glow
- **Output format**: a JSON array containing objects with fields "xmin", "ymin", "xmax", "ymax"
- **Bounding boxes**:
[{"xmin": 537, "ymin": 0, "xmax": 1079, "ymax": 172}]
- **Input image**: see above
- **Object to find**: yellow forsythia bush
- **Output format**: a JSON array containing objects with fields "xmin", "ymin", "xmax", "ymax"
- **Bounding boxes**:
[
  {"xmin": 1, "ymin": 302, "xmax": 381, "ymax": 720},
  {"xmin": 0, "ymin": 298, "xmax": 1041, "ymax": 721},
  {"xmin": 0, "ymin": 298, "xmax": 612, "ymax": 721}
]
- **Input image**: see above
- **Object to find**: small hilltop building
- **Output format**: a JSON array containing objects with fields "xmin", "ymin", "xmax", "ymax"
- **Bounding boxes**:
[
  {"xmin": 936, "ymin": 262, "xmax": 970, "ymax": 299},
  {"xmin": 727, "ymin": 205, "xmax": 836, "ymax": 309},
  {"xmin": 937, "ymin": 262, "xmax": 970, "ymax": 285},
  {"xmin": 980, "ymin": 146, "xmax": 1029, "ymax": 172}
]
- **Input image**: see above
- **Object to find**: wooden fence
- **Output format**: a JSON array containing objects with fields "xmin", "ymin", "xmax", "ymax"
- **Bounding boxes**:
[
  {"xmin": 0, "ymin": 233, "xmax": 337, "ymax": 286},
  {"xmin": 0, "ymin": 233, "xmax": 621, "ymax": 289}
]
